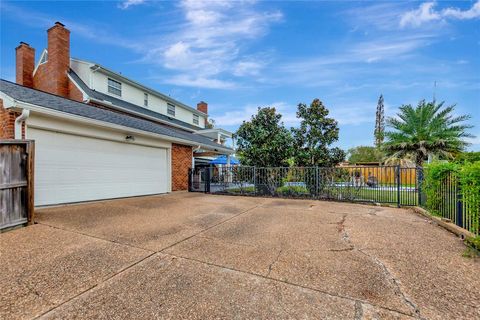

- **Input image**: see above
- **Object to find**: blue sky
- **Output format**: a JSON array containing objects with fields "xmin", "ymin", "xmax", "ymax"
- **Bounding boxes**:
[{"xmin": 1, "ymin": 0, "xmax": 479, "ymax": 151}]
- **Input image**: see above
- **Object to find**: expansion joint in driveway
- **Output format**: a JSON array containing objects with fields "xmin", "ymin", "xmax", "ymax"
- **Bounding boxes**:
[
  {"xmin": 34, "ymin": 251, "xmax": 157, "ymax": 319},
  {"xmin": 37, "ymin": 222, "xmax": 156, "ymax": 253},
  {"xmin": 164, "ymin": 252, "xmax": 416, "ymax": 319},
  {"xmin": 158, "ymin": 203, "xmax": 262, "ymax": 252}
]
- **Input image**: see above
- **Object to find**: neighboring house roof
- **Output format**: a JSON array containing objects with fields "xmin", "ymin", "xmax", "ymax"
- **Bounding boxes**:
[
  {"xmin": 70, "ymin": 58, "xmax": 207, "ymax": 117},
  {"xmin": 68, "ymin": 70, "xmax": 201, "ymax": 131},
  {"xmin": 0, "ymin": 79, "xmax": 233, "ymax": 153}
]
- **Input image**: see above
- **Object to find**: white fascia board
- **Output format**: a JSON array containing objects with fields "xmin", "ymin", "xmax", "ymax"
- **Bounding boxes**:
[
  {"xmin": 195, "ymin": 128, "xmax": 233, "ymax": 137},
  {"xmin": 4, "ymin": 96, "xmax": 234, "ymax": 154},
  {"xmin": 33, "ymin": 49, "xmax": 48, "ymax": 76}
]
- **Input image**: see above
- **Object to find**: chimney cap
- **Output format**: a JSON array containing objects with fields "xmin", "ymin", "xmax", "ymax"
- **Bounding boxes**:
[
  {"xmin": 55, "ymin": 21, "xmax": 65, "ymax": 27},
  {"xmin": 16, "ymin": 42, "xmax": 32, "ymax": 49}
]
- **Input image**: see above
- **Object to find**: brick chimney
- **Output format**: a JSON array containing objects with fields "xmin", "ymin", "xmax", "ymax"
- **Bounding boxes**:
[
  {"xmin": 15, "ymin": 42, "xmax": 35, "ymax": 87},
  {"xmin": 197, "ymin": 101, "xmax": 208, "ymax": 114},
  {"xmin": 197, "ymin": 101, "xmax": 209, "ymax": 127},
  {"xmin": 47, "ymin": 21, "xmax": 70, "ymax": 97},
  {"xmin": 32, "ymin": 22, "xmax": 70, "ymax": 97}
]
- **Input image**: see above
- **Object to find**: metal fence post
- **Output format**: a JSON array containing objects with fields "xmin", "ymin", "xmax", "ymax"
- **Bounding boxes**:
[
  {"xmin": 417, "ymin": 167, "xmax": 423, "ymax": 206},
  {"xmin": 315, "ymin": 166, "xmax": 319, "ymax": 198},
  {"xmin": 456, "ymin": 179, "xmax": 463, "ymax": 228},
  {"xmin": 205, "ymin": 167, "xmax": 211, "ymax": 193},
  {"xmin": 188, "ymin": 168, "xmax": 192, "ymax": 192},
  {"xmin": 396, "ymin": 165, "xmax": 401, "ymax": 207},
  {"xmin": 253, "ymin": 166, "xmax": 257, "ymax": 195}
]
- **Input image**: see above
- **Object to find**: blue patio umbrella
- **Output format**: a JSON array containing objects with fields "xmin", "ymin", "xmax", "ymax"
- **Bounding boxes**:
[{"xmin": 209, "ymin": 155, "xmax": 240, "ymax": 165}]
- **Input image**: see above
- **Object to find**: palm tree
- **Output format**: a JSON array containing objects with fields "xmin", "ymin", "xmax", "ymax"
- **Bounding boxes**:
[{"xmin": 383, "ymin": 100, "xmax": 473, "ymax": 166}]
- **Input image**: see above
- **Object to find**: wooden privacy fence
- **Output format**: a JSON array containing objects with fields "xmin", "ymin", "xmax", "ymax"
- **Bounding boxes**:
[{"xmin": 0, "ymin": 140, "xmax": 35, "ymax": 231}]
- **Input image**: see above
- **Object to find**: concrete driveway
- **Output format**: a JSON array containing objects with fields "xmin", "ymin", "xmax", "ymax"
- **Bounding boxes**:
[{"xmin": 1, "ymin": 193, "xmax": 478, "ymax": 319}]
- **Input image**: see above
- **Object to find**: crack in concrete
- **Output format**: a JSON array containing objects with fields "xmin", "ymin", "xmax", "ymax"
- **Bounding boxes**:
[
  {"xmin": 328, "ymin": 247, "xmax": 354, "ymax": 252},
  {"xmin": 266, "ymin": 248, "xmax": 283, "ymax": 277},
  {"xmin": 354, "ymin": 301, "xmax": 363, "ymax": 320},
  {"xmin": 337, "ymin": 214, "xmax": 424, "ymax": 320},
  {"xmin": 356, "ymin": 248, "xmax": 424, "ymax": 320}
]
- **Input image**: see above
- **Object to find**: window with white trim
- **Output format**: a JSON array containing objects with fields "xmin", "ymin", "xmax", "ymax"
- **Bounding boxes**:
[
  {"xmin": 167, "ymin": 103, "xmax": 175, "ymax": 116},
  {"xmin": 144, "ymin": 93, "xmax": 148, "ymax": 107},
  {"xmin": 193, "ymin": 114, "xmax": 199, "ymax": 125},
  {"xmin": 108, "ymin": 78, "xmax": 122, "ymax": 96}
]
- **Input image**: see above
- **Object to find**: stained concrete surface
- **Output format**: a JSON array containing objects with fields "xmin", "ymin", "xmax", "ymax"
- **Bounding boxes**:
[{"xmin": 1, "ymin": 193, "xmax": 478, "ymax": 319}]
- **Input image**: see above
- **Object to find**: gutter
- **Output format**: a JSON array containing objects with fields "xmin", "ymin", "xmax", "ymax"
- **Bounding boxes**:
[{"xmin": 14, "ymin": 109, "xmax": 30, "ymax": 139}]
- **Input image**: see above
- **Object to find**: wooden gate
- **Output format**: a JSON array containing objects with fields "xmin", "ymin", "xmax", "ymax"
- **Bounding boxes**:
[{"xmin": 0, "ymin": 140, "xmax": 35, "ymax": 231}]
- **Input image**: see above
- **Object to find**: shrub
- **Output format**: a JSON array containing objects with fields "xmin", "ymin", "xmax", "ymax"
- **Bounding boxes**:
[
  {"xmin": 423, "ymin": 161, "xmax": 460, "ymax": 214},
  {"xmin": 276, "ymin": 185, "xmax": 309, "ymax": 197}
]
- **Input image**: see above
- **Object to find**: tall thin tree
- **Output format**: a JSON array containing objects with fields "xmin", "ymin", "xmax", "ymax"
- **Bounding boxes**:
[{"xmin": 374, "ymin": 94, "xmax": 385, "ymax": 147}]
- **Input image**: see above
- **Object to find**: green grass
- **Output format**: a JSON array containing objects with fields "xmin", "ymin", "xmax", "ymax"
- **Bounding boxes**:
[{"xmin": 222, "ymin": 185, "xmax": 418, "ymax": 205}]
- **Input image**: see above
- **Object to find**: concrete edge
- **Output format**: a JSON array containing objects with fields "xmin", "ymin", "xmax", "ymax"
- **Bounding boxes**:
[{"xmin": 411, "ymin": 206, "xmax": 475, "ymax": 239}]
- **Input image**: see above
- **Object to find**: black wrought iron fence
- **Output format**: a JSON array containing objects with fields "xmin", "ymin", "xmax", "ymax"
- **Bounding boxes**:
[
  {"xmin": 421, "ymin": 170, "xmax": 479, "ymax": 236},
  {"xmin": 189, "ymin": 165, "xmax": 422, "ymax": 206}
]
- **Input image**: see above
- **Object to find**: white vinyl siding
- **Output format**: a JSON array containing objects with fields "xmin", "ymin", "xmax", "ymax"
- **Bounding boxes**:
[
  {"xmin": 167, "ymin": 103, "xmax": 175, "ymax": 116},
  {"xmin": 71, "ymin": 64, "xmax": 207, "ymax": 127},
  {"xmin": 108, "ymin": 78, "xmax": 122, "ymax": 96}
]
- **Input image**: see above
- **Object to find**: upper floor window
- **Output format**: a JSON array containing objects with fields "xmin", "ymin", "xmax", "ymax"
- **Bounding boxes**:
[
  {"xmin": 167, "ymin": 103, "xmax": 175, "ymax": 116},
  {"xmin": 108, "ymin": 78, "xmax": 122, "ymax": 96},
  {"xmin": 144, "ymin": 93, "xmax": 148, "ymax": 107},
  {"xmin": 193, "ymin": 114, "xmax": 199, "ymax": 125}
]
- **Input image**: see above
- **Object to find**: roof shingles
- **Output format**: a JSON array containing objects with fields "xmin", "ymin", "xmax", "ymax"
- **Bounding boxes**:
[{"xmin": 0, "ymin": 79, "xmax": 232, "ymax": 152}]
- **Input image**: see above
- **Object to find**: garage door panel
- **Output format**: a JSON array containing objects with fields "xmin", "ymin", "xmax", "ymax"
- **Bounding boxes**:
[{"xmin": 30, "ymin": 128, "xmax": 169, "ymax": 206}]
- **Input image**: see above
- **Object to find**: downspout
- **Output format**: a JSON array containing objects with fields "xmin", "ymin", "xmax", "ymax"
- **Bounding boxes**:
[{"xmin": 14, "ymin": 109, "xmax": 30, "ymax": 139}]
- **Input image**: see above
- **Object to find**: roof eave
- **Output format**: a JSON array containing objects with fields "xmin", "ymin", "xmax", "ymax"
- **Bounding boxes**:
[{"xmin": 3, "ymin": 94, "xmax": 233, "ymax": 154}]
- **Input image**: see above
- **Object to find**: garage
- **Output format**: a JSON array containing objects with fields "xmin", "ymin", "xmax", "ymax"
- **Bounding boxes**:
[{"xmin": 30, "ymin": 128, "xmax": 169, "ymax": 206}]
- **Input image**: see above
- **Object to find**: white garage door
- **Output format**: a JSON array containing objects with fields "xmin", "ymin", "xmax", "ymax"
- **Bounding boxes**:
[{"xmin": 30, "ymin": 128, "xmax": 169, "ymax": 206}]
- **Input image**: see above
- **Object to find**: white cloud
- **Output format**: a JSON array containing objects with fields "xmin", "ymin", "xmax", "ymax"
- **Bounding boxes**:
[
  {"xmin": 160, "ymin": 75, "xmax": 237, "ymax": 90},
  {"xmin": 144, "ymin": 0, "xmax": 282, "ymax": 88},
  {"xmin": 400, "ymin": 2, "xmax": 440, "ymax": 28},
  {"xmin": 400, "ymin": 1, "xmax": 480, "ymax": 28},
  {"xmin": 118, "ymin": 0, "xmax": 146, "ymax": 10},
  {"xmin": 211, "ymin": 100, "xmax": 378, "ymax": 128},
  {"xmin": 443, "ymin": 1, "xmax": 480, "ymax": 19},
  {"xmin": 212, "ymin": 102, "xmax": 296, "ymax": 126}
]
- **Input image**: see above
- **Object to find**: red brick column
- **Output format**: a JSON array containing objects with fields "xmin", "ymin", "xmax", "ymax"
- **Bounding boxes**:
[
  {"xmin": 171, "ymin": 143, "xmax": 193, "ymax": 191},
  {"xmin": 0, "ymin": 99, "xmax": 18, "ymax": 139}
]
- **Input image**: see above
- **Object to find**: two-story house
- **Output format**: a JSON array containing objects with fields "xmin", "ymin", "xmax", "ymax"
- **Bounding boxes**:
[{"xmin": 0, "ymin": 22, "xmax": 234, "ymax": 206}]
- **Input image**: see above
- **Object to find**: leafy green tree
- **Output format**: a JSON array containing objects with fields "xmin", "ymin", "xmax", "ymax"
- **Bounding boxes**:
[
  {"xmin": 292, "ymin": 99, "xmax": 345, "ymax": 167},
  {"xmin": 348, "ymin": 146, "xmax": 384, "ymax": 163},
  {"xmin": 455, "ymin": 151, "xmax": 480, "ymax": 163},
  {"xmin": 383, "ymin": 100, "xmax": 473, "ymax": 166},
  {"xmin": 236, "ymin": 107, "xmax": 293, "ymax": 167}
]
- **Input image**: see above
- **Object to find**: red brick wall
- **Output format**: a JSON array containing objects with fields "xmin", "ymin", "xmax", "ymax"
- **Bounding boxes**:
[
  {"xmin": 0, "ymin": 99, "xmax": 18, "ymax": 139},
  {"xmin": 68, "ymin": 79, "xmax": 84, "ymax": 102},
  {"xmin": 171, "ymin": 143, "xmax": 193, "ymax": 191}
]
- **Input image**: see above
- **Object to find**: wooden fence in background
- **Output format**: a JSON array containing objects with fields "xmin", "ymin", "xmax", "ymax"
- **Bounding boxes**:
[{"xmin": 0, "ymin": 140, "xmax": 35, "ymax": 231}]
